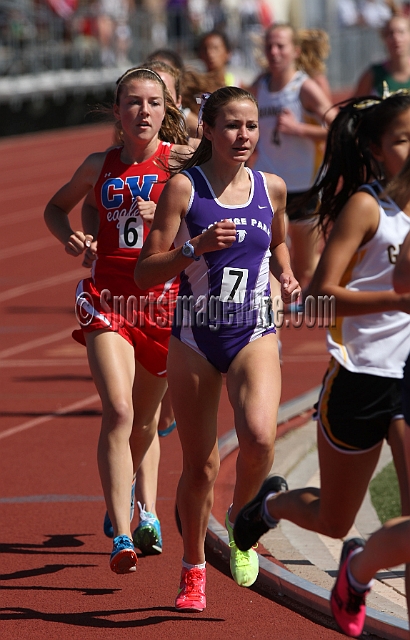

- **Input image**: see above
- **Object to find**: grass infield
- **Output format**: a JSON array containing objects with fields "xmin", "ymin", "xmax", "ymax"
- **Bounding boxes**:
[{"xmin": 369, "ymin": 461, "xmax": 401, "ymax": 524}]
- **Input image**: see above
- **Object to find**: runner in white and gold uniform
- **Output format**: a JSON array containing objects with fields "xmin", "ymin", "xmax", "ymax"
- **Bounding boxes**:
[{"xmin": 234, "ymin": 92, "xmax": 410, "ymax": 636}]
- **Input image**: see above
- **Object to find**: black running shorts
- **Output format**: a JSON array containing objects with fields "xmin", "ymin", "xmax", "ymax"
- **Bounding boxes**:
[{"xmin": 318, "ymin": 358, "xmax": 403, "ymax": 452}]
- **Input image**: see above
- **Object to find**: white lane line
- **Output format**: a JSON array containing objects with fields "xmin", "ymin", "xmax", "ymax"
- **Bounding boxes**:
[
  {"xmin": 0, "ymin": 327, "xmax": 75, "ymax": 359},
  {"xmin": 0, "ymin": 237, "xmax": 56, "ymax": 260},
  {"xmin": 0, "ymin": 495, "xmax": 104, "ymax": 503},
  {"xmin": 0, "ymin": 267, "xmax": 85, "ymax": 302},
  {"xmin": 0, "ymin": 393, "xmax": 100, "ymax": 440},
  {"xmin": 1, "ymin": 183, "xmax": 65, "ymax": 203},
  {"xmin": 0, "ymin": 207, "xmax": 42, "ymax": 227}
]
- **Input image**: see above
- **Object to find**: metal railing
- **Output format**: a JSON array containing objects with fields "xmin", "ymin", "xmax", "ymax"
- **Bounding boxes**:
[{"xmin": 0, "ymin": 0, "xmax": 389, "ymax": 91}]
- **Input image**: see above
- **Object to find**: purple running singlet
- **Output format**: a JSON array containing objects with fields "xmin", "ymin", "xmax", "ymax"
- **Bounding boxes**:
[{"xmin": 172, "ymin": 166, "xmax": 276, "ymax": 373}]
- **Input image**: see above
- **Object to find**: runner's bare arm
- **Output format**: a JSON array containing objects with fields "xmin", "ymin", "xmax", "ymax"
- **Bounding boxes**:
[
  {"xmin": 81, "ymin": 189, "xmax": 99, "ymax": 266},
  {"xmin": 81, "ymin": 188, "xmax": 100, "ymax": 239},
  {"xmin": 266, "ymin": 173, "xmax": 300, "ymax": 303},
  {"xmin": 297, "ymin": 77, "xmax": 338, "ymax": 139},
  {"xmin": 44, "ymin": 152, "xmax": 105, "ymax": 255},
  {"xmin": 309, "ymin": 192, "xmax": 410, "ymax": 315}
]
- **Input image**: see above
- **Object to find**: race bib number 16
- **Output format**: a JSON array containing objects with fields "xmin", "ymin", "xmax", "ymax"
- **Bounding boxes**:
[
  {"xmin": 119, "ymin": 215, "xmax": 144, "ymax": 249},
  {"xmin": 220, "ymin": 267, "xmax": 249, "ymax": 303}
]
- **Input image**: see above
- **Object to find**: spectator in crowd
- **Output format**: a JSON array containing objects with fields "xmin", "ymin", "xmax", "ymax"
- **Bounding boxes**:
[
  {"xmin": 197, "ymin": 29, "xmax": 238, "ymax": 87},
  {"xmin": 354, "ymin": 14, "xmax": 410, "ymax": 96},
  {"xmin": 359, "ymin": 0, "xmax": 394, "ymax": 28},
  {"xmin": 238, "ymin": 0, "xmax": 274, "ymax": 68},
  {"xmin": 95, "ymin": 0, "xmax": 133, "ymax": 67},
  {"xmin": 166, "ymin": 0, "xmax": 190, "ymax": 49},
  {"xmin": 338, "ymin": 0, "xmax": 360, "ymax": 27}
]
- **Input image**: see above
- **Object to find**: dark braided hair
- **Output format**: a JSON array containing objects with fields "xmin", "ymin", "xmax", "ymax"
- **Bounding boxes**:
[{"xmin": 290, "ymin": 92, "xmax": 410, "ymax": 236}]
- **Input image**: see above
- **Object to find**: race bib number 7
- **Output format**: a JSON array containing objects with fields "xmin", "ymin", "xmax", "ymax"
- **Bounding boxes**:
[
  {"xmin": 220, "ymin": 267, "xmax": 249, "ymax": 303},
  {"xmin": 119, "ymin": 215, "xmax": 144, "ymax": 249}
]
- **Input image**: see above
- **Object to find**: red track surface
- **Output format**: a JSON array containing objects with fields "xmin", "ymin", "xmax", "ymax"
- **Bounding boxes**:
[{"xmin": 0, "ymin": 125, "xmax": 347, "ymax": 639}]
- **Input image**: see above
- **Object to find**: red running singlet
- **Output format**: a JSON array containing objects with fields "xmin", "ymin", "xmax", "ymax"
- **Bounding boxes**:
[{"xmin": 73, "ymin": 142, "xmax": 178, "ymax": 377}]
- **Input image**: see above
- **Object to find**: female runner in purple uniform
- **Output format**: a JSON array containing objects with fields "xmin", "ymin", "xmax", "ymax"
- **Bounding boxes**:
[{"xmin": 135, "ymin": 86, "xmax": 300, "ymax": 611}]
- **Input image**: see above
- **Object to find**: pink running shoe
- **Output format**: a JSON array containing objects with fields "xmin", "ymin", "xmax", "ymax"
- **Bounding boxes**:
[
  {"xmin": 331, "ymin": 538, "xmax": 371, "ymax": 637},
  {"xmin": 175, "ymin": 566, "xmax": 206, "ymax": 612}
]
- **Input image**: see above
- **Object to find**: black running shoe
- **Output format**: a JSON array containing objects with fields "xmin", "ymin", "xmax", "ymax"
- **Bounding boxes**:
[{"xmin": 233, "ymin": 475, "xmax": 288, "ymax": 551}]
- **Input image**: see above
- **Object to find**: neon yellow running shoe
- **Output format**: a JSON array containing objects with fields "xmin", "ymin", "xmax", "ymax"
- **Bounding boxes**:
[{"xmin": 225, "ymin": 512, "xmax": 259, "ymax": 587}]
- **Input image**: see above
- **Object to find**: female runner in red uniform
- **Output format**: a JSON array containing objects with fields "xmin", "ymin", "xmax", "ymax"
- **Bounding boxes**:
[{"xmin": 44, "ymin": 67, "xmax": 191, "ymax": 573}]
